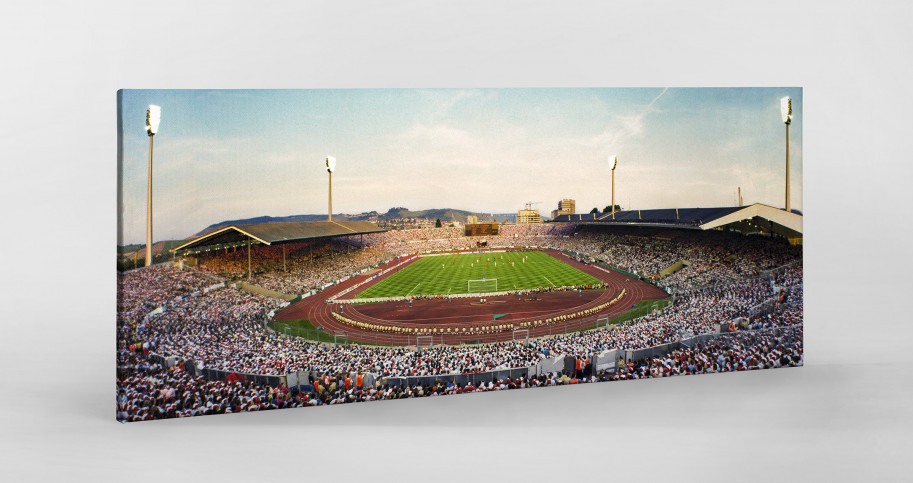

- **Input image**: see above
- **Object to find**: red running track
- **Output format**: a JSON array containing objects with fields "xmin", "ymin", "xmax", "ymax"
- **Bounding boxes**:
[{"xmin": 273, "ymin": 248, "xmax": 669, "ymax": 345}]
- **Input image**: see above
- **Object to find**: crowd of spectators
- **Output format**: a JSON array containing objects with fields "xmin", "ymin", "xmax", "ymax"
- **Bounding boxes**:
[
  {"xmin": 613, "ymin": 325, "xmax": 803, "ymax": 379},
  {"xmin": 122, "ymin": 260, "xmax": 799, "ymax": 379},
  {"xmin": 117, "ymin": 324, "xmax": 802, "ymax": 421},
  {"xmin": 117, "ymin": 225, "xmax": 803, "ymax": 421},
  {"xmin": 251, "ymin": 248, "xmax": 391, "ymax": 295},
  {"xmin": 117, "ymin": 265, "xmax": 217, "ymax": 328},
  {"xmin": 360, "ymin": 226, "xmax": 463, "ymax": 245},
  {"xmin": 498, "ymin": 224, "xmax": 576, "ymax": 237},
  {"xmin": 552, "ymin": 227, "xmax": 800, "ymax": 292},
  {"xmin": 117, "ymin": 356, "xmax": 305, "ymax": 421},
  {"xmin": 194, "ymin": 239, "xmax": 393, "ymax": 295}
]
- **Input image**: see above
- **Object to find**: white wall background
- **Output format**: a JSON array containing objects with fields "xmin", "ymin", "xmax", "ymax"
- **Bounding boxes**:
[{"xmin": 1, "ymin": 1, "xmax": 911, "ymax": 481}]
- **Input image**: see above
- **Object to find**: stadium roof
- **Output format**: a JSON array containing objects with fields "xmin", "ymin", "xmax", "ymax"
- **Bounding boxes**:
[
  {"xmin": 552, "ymin": 203, "xmax": 802, "ymax": 238},
  {"xmin": 173, "ymin": 221, "xmax": 387, "ymax": 252}
]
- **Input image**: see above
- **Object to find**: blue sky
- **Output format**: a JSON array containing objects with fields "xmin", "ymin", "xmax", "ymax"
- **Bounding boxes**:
[{"xmin": 118, "ymin": 87, "xmax": 802, "ymax": 244}]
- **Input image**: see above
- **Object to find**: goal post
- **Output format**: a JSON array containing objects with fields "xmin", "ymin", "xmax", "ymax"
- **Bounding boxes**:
[
  {"xmin": 467, "ymin": 278, "xmax": 498, "ymax": 293},
  {"xmin": 595, "ymin": 316, "xmax": 610, "ymax": 330},
  {"xmin": 333, "ymin": 332, "xmax": 348, "ymax": 347},
  {"xmin": 512, "ymin": 327, "xmax": 529, "ymax": 345},
  {"xmin": 416, "ymin": 335, "xmax": 434, "ymax": 351}
]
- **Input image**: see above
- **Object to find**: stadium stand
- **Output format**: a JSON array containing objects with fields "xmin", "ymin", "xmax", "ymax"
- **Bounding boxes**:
[
  {"xmin": 553, "ymin": 204, "xmax": 802, "ymax": 242},
  {"xmin": 117, "ymin": 218, "xmax": 802, "ymax": 421}
]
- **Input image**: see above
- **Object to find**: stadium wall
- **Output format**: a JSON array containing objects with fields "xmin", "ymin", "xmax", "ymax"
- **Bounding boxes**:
[
  {"xmin": 592, "ymin": 349, "xmax": 620, "ymax": 372},
  {"xmin": 597, "ymin": 261, "xmax": 642, "ymax": 281},
  {"xmin": 382, "ymin": 367, "xmax": 535, "ymax": 388}
]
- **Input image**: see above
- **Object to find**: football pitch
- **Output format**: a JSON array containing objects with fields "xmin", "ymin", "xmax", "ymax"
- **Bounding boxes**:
[{"xmin": 355, "ymin": 251, "xmax": 602, "ymax": 299}]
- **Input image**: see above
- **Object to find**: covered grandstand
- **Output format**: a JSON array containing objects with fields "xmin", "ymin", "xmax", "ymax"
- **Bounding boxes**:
[
  {"xmin": 171, "ymin": 221, "xmax": 388, "ymax": 278},
  {"xmin": 552, "ymin": 203, "xmax": 803, "ymax": 244},
  {"xmin": 173, "ymin": 221, "xmax": 387, "ymax": 251}
]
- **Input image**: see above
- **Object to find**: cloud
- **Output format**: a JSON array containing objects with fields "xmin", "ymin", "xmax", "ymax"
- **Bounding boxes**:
[
  {"xmin": 554, "ymin": 88, "xmax": 669, "ymax": 152},
  {"xmin": 118, "ymin": 88, "xmax": 802, "ymax": 243}
]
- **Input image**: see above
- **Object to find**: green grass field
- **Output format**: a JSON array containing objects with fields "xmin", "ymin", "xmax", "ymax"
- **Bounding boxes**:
[
  {"xmin": 355, "ymin": 251, "xmax": 602, "ymax": 299},
  {"xmin": 269, "ymin": 319, "xmax": 393, "ymax": 345},
  {"xmin": 582, "ymin": 298, "xmax": 670, "ymax": 330}
]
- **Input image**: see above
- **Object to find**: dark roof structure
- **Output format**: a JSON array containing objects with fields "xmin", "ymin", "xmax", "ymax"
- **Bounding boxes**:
[
  {"xmin": 553, "ymin": 213, "xmax": 602, "ymax": 222},
  {"xmin": 173, "ymin": 221, "xmax": 387, "ymax": 252},
  {"xmin": 551, "ymin": 203, "xmax": 802, "ymax": 239},
  {"xmin": 552, "ymin": 206, "xmax": 744, "ymax": 226}
]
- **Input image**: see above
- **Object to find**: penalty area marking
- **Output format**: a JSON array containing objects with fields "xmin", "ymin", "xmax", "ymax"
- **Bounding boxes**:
[
  {"xmin": 406, "ymin": 282, "xmax": 423, "ymax": 296},
  {"xmin": 543, "ymin": 276, "xmax": 555, "ymax": 287}
]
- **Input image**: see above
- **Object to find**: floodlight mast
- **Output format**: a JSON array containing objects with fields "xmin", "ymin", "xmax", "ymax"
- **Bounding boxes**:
[
  {"xmin": 781, "ymin": 97, "xmax": 792, "ymax": 212},
  {"xmin": 145, "ymin": 105, "xmax": 160, "ymax": 267},
  {"xmin": 326, "ymin": 156, "xmax": 336, "ymax": 221},
  {"xmin": 609, "ymin": 155, "xmax": 618, "ymax": 219}
]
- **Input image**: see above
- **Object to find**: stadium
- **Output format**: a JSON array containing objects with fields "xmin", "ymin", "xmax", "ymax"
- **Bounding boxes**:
[{"xmin": 116, "ymin": 89, "xmax": 803, "ymax": 422}]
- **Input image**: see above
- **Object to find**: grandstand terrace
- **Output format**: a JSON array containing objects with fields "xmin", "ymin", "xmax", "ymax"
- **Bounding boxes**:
[
  {"xmin": 172, "ymin": 220, "xmax": 387, "ymax": 281},
  {"xmin": 175, "ymin": 219, "xmax": 799, "ymax": 312},
  {"xmin": 116, "ymin": 209, "xmax": 802, "ymax": 421},
  {"xmin": 116, "ymin": 255, "xmax": 801, "ymax": 421}
]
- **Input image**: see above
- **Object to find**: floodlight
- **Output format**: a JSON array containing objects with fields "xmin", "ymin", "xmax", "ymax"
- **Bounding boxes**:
[
  {"xmin": 144, "ymin": 104, "xmax": 160, "ymax": 267},
  {"xmin": 609, "ymin": 155, "xmax": 618, "ymax": 218},
  {"xmin": 781, "ymin": 96, "xmax": 792, "ymax": 212},
  {"xmin": 780, "ymin": 97, "xmax": 792, "ymax": 125},
  {"xmin": 146, "ymin": 105, "xmax": 161, "ymax": 136},
  {"xmin": 326, "ymin": 156, "xmax": 336, "ymax": 173}
]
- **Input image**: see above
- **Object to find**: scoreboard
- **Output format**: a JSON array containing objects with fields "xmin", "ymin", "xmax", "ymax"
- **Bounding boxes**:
[{"xmin": 465, "ymin": 223, "xmax": 499, "ymax": 236}]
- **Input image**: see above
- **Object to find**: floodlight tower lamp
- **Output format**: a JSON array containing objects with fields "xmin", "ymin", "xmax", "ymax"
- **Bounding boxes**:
[
  {"xmin": 780, "ymin": 96, "xmax": 792, "ymax": 213},
  {"xmin": 146, "ymin": 105, "xmax": 161, "ymax": 135},
  {"xmin": 145, "ymin": 105, "xmax": 160, "ymax": 267},
  {"xmin": 609, "ymin": 155, "xmax": 617, "ymax": 219},
  {"xmin": 326, "ymin": 156, "xmax": 336, "ymax": 221}
]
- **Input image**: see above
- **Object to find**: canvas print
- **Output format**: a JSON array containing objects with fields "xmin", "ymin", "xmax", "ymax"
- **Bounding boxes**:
[{"xmin": 116, "ymin": 88, "xmax": 803, "ymax": 422}]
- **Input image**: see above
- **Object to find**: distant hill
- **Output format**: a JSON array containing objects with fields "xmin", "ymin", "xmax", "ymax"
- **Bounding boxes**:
[
  {"xmin": 117, "ymin": 240, "xmax": 186, "ymax": 271},
  {"xmin": 380, "ymin": 207, "xmax": 523, "ymax": 224},
  {"xmin": 118, "ymin": 240, "xmax": 185, "ymax": 257},
  {"xmin": 380, "ymin": 207, "xmax": 477, "ymax": 223}
]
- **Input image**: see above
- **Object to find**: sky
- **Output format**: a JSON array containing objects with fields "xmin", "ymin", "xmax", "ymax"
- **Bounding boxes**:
[{"xmin": 118, "ymin": 87, "xmax": 802, "ymax": 244}]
